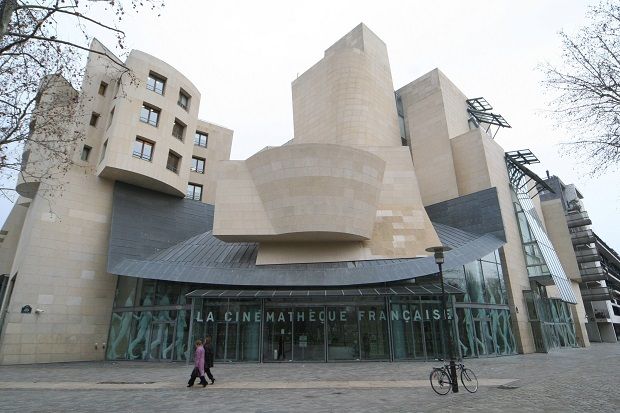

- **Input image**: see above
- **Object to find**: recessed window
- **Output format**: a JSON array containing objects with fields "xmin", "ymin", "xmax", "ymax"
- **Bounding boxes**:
[
  {"xmin": 178, "ymin": 90, "xmax": 190, "ymax": 110},
  {"xmin": 191, "ymin": 156, "xmax": 205, "ymax": 174},
  {"xmin": 186, "ymin": 183, "xmax": 202, "ymax": 201},
  {"xmin": 166, "ymin": 151, "xmax": 181, "ymax": 173},
  {"xmin": 98, "ymin": 81, "xmax": 108, "ymax": 96},
  {"xmin": 81, "ymin": 145, "xmax": 92, "ymax": 161},
  {"xmin": 146, "ymin": 72, "xmax": 166, "ymax": 95},
  {"xmin": 194, "ymin": 131, "xmax": 208, "ymax": 147},
  {"xmin": 99, "ymin": 139, "xmax": 108, "ymax": 163},
  {"xmin": 139, "ymin": 104, "xmax": 160, "ymax": 127},
  {"xmin": 133, "ymin": 137, "xmax": 154, "ymax": 161},
  {"xmin": 89, "ymin": 112, "xmax": 100, "ymax": 127},
  {"xmin": 107, "ymin": 107, "xmax": 115, "ymax": 130},
  {"xmin": 172, "ymin": 119, "xmax": 186, "ymax": 141}
]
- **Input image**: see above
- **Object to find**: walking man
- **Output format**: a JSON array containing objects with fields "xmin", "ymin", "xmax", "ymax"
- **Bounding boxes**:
[{"xmin": 204, "ymin": 336, "xmax": 216, "ymax": 384}]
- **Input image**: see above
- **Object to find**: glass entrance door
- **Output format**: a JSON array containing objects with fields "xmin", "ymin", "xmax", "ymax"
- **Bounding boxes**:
[
  {"xmin": 294, "ymin": 306, "xmax": 325, "ymax": 361},
  {"xmin": 327, "ymin": 305, "xmax": 359, "ymax": 361},
  {"xmin": 263, "ymin": 307, "xmax": 293, "ymax": 362}
]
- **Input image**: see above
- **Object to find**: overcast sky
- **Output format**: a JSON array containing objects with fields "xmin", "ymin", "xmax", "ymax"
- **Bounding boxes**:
[{"xmin": 2, "ymin": 0, "xmax": 618, "ymax": 248}]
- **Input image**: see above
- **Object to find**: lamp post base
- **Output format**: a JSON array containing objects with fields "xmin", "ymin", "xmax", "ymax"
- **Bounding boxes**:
[{"xmin": 449, "ymin": 359, "xmax": 459, "ymax": 393}]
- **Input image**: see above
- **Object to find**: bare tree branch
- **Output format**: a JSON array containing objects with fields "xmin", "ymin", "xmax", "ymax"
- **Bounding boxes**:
[{"xmin": 540, "ymin": 0, "xmax": 620, "ymax": 175}]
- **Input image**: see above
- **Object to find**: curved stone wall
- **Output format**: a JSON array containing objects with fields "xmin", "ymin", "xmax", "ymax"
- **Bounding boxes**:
[
  {"xmin": 216, "ymin": 143, "xmax": 385, "ymax": 241},
  {"xmin": 96, "ymin": 50, "xmax": 202, "ymax": 197}
]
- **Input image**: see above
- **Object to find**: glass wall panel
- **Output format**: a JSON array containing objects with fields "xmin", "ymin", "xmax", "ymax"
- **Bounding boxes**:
[
  {"xmin": 443, "ymin": 267, "xmax": 468, "ymax": 302},
  {"xmin": 156, "ymin": 281, "xmax": 182, "ymax": 306},
  {"xmin": 137, "ymin": 279, "xmax": 156, "ymax": 307},
  {"xmin": 481, "ymin": 260, "xmax": 502, "ymax": 305},
  {"xmin": 390, "ymin": 299, "xmax": 429, "ymax": 360},
  {"xmin": 202, "ymin": 299, "xmax": 261, "ymax": 362},
  {"xmin": 127, "ymin": 310, "xmax": 153, "ymax": 360},
  {"xmin": 421, "ymin": 301, "xmax": 443, "ymax": 360},
  {"xmin": 114, "ymin": 277, "xmax": 137, "ymax": 308},
  {"xmin": 106, "ymin": 311, "xmax": 133, "ymax": 360},
  {"xmin": 263, "ymin": 306, "xmax": 293, "ymax": 362},
  {"xmin": 149, "ymin": 311, "xmax": 176, "ymax": 360},
  {"xmin": 464, "ymin": 261, "xmax": 485, "ymax": 304},
  {"xmin": 455, "ymin": 308, "xmax": 476, "ymax": 358},
  {"xmin": 390, "ymin": 302, "xmax": 414, "ymax": 360},
  {"xmin": 358, "ymin": 303, "xmax": 389, "ymax": 360},
  {"xmin": 327, "ymin": 305, "xmax": 359, "ymax": 361},
  {"xmin": 174, "ymin": 308, "xmax": 190, "ymax": 361},
  {"xmin": 294, "ymin": 306, "xmax": 325, "ymax": 361}
]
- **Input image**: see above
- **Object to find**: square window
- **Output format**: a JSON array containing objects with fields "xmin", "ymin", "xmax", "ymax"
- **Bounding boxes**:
[
  {"xmin": 191, "ymin": 156, "xmax": 205, "ymax": 173},
  {"xmin": 133, "ymin": 137, "xmax": 154, "ymax": 161},
  {"xmin": 166, "ymin": 151, "xmax": 181, "ymax": 173},
  {"xmin": 172, "ymin": 119, "xmax": 186, "ymax": 141},
  {"xmin": 194, "ymin": 131, "xmax": 208, "ymax": 147},
  {"xmin": 90, "ymin": 112, "xmax": 100, "ymax": 127},
  {"xmin": 81, "ymin": 145, "xmax": 92, "ymax": 161},
  {"xmin": 186, "ymin": 183, "xmax": 203, "ymax": 201},
  {"xmin": 178, "ymin": 90, "xmax": 190, "ymax": 110},
  {"xmin": 140, "ymin": 104, "xmax": 160, "ymax": 127},
  {"xmin": 146, "ymin": 72, "xmax": 166, "ymax": 95},
  {"xmin": 98, "ymin": 81, "xmax": 108, "ymax": 96}
]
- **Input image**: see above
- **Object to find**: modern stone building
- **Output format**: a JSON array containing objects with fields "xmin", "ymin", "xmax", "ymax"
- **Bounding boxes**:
[
  {"xmin": 0, "ymin": 24, "xmax": 594, "ymax": 364},
  {"xmin": 541, "ymin": 176, "xmax": 620, "ymax": 343}
]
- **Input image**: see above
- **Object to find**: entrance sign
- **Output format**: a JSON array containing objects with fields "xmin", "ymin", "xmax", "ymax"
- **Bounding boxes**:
[{"xmin": 201, "ymin": 308, "xmax": 452, "ymax": 323}]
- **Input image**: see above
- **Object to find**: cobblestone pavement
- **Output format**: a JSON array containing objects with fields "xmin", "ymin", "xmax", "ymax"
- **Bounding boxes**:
[{"xmin": 0, "ymin": 343, "xmax": 618, "ymax": 413}]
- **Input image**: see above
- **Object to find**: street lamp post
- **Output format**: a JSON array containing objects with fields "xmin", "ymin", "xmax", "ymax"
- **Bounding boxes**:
[{"xmin": 425, "ymin": 245, "xmax": 458, "ymax": 393}]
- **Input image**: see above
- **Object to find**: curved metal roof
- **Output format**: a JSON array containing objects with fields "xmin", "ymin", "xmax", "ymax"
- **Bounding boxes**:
[{"xmin": 109, "ymin": 223, "xmax": 505, "ymax": 287}]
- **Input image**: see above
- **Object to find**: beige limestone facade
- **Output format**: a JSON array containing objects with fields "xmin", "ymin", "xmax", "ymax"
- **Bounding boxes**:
[
  {"xmin": 0, "ymin": 24, "xmax": 595, "ymax": 365},
  {"xmin": 0, "ymin": 40, "xmax": 232, "ymax": 364}
]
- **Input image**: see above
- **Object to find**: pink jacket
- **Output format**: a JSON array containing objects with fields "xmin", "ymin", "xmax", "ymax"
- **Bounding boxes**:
[{"xmin": 194, "ymin": 345, "xmax": 205, "ymax": 376}]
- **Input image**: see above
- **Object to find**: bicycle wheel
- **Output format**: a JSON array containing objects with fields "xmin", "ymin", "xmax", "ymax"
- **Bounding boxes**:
[
  {"xmin": 430, "ymin": 369, "xmax": 451, "ymax": 395},
  {"xmin": 460, "ymin": 368, "xmax": 478, "ymax": 393}
]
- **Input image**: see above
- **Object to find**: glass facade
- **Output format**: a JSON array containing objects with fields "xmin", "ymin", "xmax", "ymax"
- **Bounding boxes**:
[
  {"xmin": 106, "ymin": 279, "xmax": 192, "ymax": 361},
  {"xmin": 106, "ymin": 249, "xmax": 518, "ymax": 362},
  {"xmin": 524, "ymin": 290, "xmax": 578, "ymax": 352}
]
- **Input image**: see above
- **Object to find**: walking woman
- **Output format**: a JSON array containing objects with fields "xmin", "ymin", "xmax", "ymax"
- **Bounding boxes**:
[
  {"xmin": 187, "ymin": 339, "xmax": 207, "ymax": 388},
  {"xmin": 203, "ymin": 336, "xmax": 216, "ymax": 384}
]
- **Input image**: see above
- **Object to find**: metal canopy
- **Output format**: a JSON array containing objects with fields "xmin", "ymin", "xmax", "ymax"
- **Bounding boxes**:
[
  {"xmin": 466, "ymin": 97, "xmax": 493, "ymax": 112},
  {"xmin": 506, "ymin": 150, "xmax": 555, "ymax": 198},
  {"xmin": 186, "ymin": 283, "xmax": 465, "ymax": 299},
  {"xmin": 466, "ymin": 97, "xmax": 511, "ymax": 139}
]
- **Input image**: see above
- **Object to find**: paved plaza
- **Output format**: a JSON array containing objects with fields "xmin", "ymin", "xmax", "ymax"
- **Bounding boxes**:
[{"xmin": 0, "ymin": 343, "xmax": 618, "ymax": 412}]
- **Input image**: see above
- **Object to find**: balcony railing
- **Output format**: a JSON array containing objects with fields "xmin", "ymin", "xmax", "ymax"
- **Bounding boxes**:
[
  {"xmin": 571, "ymin": 229, "xmax": 595, "ymax": 245},
  {"xmin": 579, "ymin": 266, "xmax": 606, "ymax": 282},
  {"xmin": 566, "ymin": 210, "xmax": 592, "ymax": 228},
  {"xmin": 580, "ymin": 286, "xmax": 612, "ymax": 302},
  {"xmin": 575, "ymin": 247, "xmax": 600, "ymax": 263},
  {"xmin": 593, "ymin": 309, "xmax": 611, "ymax": 320}
]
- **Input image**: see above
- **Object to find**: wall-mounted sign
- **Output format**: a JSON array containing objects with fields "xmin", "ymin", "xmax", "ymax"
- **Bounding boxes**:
[
  {"xmin": 194, "ymin": 308, "xmax": 453, "ymax": 323},
  {"xmin": 21, "ymin": 305, "xmax": 32, "ymax": 314}
]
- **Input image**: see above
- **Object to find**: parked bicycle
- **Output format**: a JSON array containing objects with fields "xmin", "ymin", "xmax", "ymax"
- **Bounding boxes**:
[{"xmin": 429, "ymin": 360, "xmax": 478, "ymax": 395}]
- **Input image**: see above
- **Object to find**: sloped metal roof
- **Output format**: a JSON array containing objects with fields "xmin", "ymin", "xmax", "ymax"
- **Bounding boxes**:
[
  {"xmin": 186, "ymin": 283, "xmax": 465, "ymax": 298},
  {"xmin": 109, "ymin": 222, "xmax": 504, "ymax": 287}
]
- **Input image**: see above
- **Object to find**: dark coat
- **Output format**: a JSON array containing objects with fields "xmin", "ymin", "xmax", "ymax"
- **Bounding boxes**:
[{"xmin": 204, "ymin": 343, "xmax": 214, "ymax": 368}]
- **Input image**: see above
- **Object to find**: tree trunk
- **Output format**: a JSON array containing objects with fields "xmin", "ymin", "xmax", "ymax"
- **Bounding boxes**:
[{"xmin": 0, "ymin": 0, "xmax": 17, "ymax": 42}]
